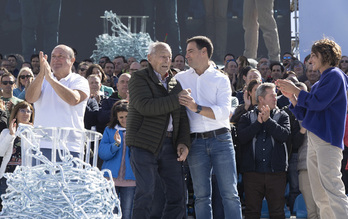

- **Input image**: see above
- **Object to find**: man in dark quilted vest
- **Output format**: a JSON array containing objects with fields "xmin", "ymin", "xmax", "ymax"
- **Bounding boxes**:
[{"xmin": 126, "ymin": 41, "xmax": 191, "ymax": 219}]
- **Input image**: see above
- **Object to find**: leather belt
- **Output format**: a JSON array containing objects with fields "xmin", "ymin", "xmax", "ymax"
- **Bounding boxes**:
[{"xmin": 191, "ymin": 127, "xmax": 230, "ymax": 139}]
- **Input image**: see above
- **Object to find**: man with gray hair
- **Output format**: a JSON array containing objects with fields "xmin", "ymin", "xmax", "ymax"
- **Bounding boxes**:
[
  {"xmin": 237, "ymin": 82, "xmax": 290, "ymax": 218},
  {"xmin": 126, "ymin": 41, "xmax": 191, "ymax": 219}
]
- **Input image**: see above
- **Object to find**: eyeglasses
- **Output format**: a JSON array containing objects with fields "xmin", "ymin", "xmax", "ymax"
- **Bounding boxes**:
[
  {"xmin": 80, "ymin": 68, "xmax": 87, "ymax": 71},
  {"xmin": 341, "ymin": 60, "xmax": 348, "ymax": 63},
  {"xmin": 19, "ymin": 108, "xmax": 32, "ymax": 114},
  {"xmin": 19, "ymin": 75, "xmax": 33, "ymax": 79},
  {"xmin": 1, "ymin": 81, "xmax": 15, "ymax": 85},
  {"xmin": 283, "ymin": 56, "xmax": 292, "ymax": 60}
]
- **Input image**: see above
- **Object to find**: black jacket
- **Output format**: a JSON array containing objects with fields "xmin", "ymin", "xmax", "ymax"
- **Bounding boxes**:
[
  {"xmin": 126, "ymin": 64, "xmax": 191, "ymax": 154},
  {"xmin": 237, "ymin": 108, "xmax": 290, "ymax": 172}
]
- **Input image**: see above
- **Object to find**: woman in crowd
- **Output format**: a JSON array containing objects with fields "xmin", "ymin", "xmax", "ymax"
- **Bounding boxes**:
[
  {"xmin": 85, "ymin": 64, "xmax": 114, "ymax": 97},
  {"xmin": 339, "ymin": 55, "xmax": 348, "ymax": 74},
  {"xmin": 0, "ymin": 101, "xmax": 34, "ymax": 209},
  {"xmin": 13, "ymin": 67, "xmax": 34, "ymax": 100},
  {"xmin": 98, "ymin": 100, "xmax": 135, "ymax": 219}
]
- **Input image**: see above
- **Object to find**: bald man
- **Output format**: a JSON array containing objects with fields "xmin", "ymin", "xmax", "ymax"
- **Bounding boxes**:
[{"xmin": 26, "ymin": 44, "xmax": 90, "ymax": 157}]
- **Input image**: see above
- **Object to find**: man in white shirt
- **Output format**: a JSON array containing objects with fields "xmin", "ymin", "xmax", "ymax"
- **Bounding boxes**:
[
  {"xmin": 26, "ymin": 44, "xmax": 89, "ymax": 157},
  {"xmin": 175, "ymin": 36, "xmax": 242, "ymax": 219}
]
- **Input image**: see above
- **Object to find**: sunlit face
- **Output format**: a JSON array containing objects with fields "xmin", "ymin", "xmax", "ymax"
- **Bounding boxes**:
[
  {"xmin": 127, "ymin": 57, "xmax": 136, "ymax": 65},
  {"xmin": 259, "ymin": 88, "xmax": 277, "ymax": 110},
  {"xmin": 306, "ymin": 64, "xmax": 320, "ymax": 83},
  {"xmin": 249, "ymin": 84, "xmax": 260, "ymax": 102},
  {"xmin": 113, "ymin": 58, "xmax": 125, "ymax": 74},
  {"xmin": 140, "ymin": 61, "xmax": 149, "ymax": 69},
  {"xmin": 340, "ymin": 56, "xmax": 348, "ymax": 70},
  {"xmin": 78, "ymin": 64, "xmax": 88, "ymax": 77},
  {"xmin": 259, "ymin": 65, "xmax": 270, "ymax": 79},
  {"xmin": 104, "ymin": 63, "xmax": 115, "ymax": 76},
  {"xmin": 309, "ymin": 52, "xmax": 323, "ymax": 72},
  {"xmin": 116, "ymin": 74, "xmax": 130, "ymax": 96},
  {"xmin": 50, "ymin": 46, "xmax": 75, "ymax": 74},
  {"xmin": 98, "ymin": 57, "xmax": 108, "ymax": 67},
  {"xmin": 92, "ymin": 67, "xmax": 103, "ymax": 80},
  {"xmin": 293, "ymin": 63, "xmax": 304, "ymax": 77},
  {"xmin": 16, "ymin": 106, "xmax": 32, "ymax": 124},
  {"xmin": 173, "ymin": 55, "xmax": 185, "ymax": 71},
  {"xmin": 271, "ymin": 65, "xmax": 282, "ymax": 80},
  {"xmin": 117, "ymin": 111, "xmax": 128, "ymax": 128},
  {"xmin": 88, "ymin": 76, "xmax": 101, "ymax": 93},
  {"xmin": 225, "ymin": 61, "xmax": 238, "ymax": 77},
  {"xmin": 129, "ymin": 62, "xmax": 141, "ymax": 74},
  {"xmin": 246, "ymin": 70, "xmax": 261, "ymax": 85},
  {"xmin": 19, "ymin": 70, "xmax": 33, "ymax": 86},
  {"xmin": 31, "ymin": 57, "xmax": 40, "ymax": 69},
  {"xmin": 258, "ymin": 58, "xmax": 269, "ymax": 66},
  {"xmin": 224, "ymin": 55, "xmax": 234, "ymax": 65},
  {"xmin": 186, "ymin": 41, "xmax": 205, "ymax": 69},
  {"xmin": 148, "ymin": 46, "xmax": 172, "ymax": 76},
  {"xmin": 1, "ymin": 75, "xmax": 15, "ymax": 93},
  {"xmin": 282, "ymin": 54, "xmax": 292, "ymax": 65},
  {"xmin": 7, "ymin": 57, "xmax": 17, "ymax": 68}
]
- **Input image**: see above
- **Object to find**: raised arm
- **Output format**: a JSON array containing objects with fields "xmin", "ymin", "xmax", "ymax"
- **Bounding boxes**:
[{"xmin": 25, "ymin": 51, "xmax": 46, "ymax": 103}]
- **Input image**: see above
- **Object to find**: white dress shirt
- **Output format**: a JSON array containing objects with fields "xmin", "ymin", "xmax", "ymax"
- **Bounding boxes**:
[{"xmin": 175, "ymin": 65, "xmax": 232, "ymax": 133}]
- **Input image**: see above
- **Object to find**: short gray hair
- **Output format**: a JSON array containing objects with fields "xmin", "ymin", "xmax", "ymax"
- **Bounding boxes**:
[
  {"xmin": 255, "ymin": 82, "xmax": 275, "ymax": 104},
  {"xmin": 148, "ymin": 41, "xmax": 172, "ymax": 55}
]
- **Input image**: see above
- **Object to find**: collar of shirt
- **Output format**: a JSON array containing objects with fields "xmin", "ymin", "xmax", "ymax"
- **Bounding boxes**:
[
  {"xmin": 53, "ymin": 71, "xmax": 72, "ymax": 82},
  {"xmin": 154, "ymin": 71, "xmax": 169, "ymax": 88}
]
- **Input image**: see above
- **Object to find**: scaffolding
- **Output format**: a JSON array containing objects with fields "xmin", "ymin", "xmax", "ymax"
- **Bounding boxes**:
[{"xmin": 291, "ymin": 0, "xmax": 300, "ymax": 59}]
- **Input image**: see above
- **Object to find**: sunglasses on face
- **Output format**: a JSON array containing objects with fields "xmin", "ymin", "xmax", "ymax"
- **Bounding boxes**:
[
  {"xmin": 19, "ymin": 75, "xmax": 33, "ymax": 79},
  {"xmin": 341, "ymin": 60, "xmax": 348, "ymax": 64},
  {"xmin": 80, "ymin": 68, "xmax": 87, "ymax": 71},
  {"xmin": 1, "ymin": 81, "xmax": 14, "ymax": 85},
  {"xmin": 283, "ymin": 56, "xmax": 292, "ymax": 60}
]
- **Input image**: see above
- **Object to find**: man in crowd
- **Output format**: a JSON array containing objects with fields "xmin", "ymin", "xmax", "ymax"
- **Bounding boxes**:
[
  {"xmin": 26, "ymin": 44, "xmax": 89, "ymax": 157},
  {"xmin": 237, "ymin": 83, "xmax": 290, "ymax": 218},
  {"xmin": 103, "ymin": 61, "xmax": 115, "ymax": 77},
  {"xmin": 128, "ymin": 62, "xmax": 141, "ymax": 75},
  {"xmin": 97, "ymin": 73, "xmax": 131, "ymax": 133},
  {"xmin": 176, "ymin": 36, "xmax": 242, "ymax": 219},
  {"xmin": 30, "ymin": 54, "xmax": 40, "ymax": 75},
  {"xmin": 7, "ymin": 55, "xmax": 19, "ymax": 77},
  {"xmin": 0, "ymin": 73, "xmax": 23, "ymax": 118},
  {"xmin": 270, "ymin": 61, "xmax": 284, "ymax": 82},
  {"xmin": 126, "ymin": 41, "xmax": 190, "ymax": 219}
]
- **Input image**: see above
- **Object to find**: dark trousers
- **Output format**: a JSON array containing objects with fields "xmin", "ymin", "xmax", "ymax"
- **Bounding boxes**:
[
  {"xmin": 130, "ymin": 137, "xmax": 186, "ymax": 219},
  {"xmin": 243, "ymin": 172, "xmax": 286, "ymax": 219},
  {"xmin": 341, "ymin": 147, "xmax": 348, "ymax": 194}
]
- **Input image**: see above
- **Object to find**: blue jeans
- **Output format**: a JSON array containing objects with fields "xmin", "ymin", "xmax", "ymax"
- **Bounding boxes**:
[
  {"xmin": 130, "ymin": 137, "xmax": 186, "ymax": 219},
  {"xmin": 188, "ymin": 132, "xmax": 242, "ymax": 219},
  {"xmin": 115, "ymin": 186, "xmax": 135, "ymax": 219}
]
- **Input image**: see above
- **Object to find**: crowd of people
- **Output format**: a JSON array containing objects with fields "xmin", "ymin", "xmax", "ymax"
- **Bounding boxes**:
[{"xmin": 0, "ymin": 36, "xmax": 348, "ymax": 219}]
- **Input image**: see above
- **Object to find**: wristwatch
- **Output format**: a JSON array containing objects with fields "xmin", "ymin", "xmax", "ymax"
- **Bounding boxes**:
[{"xmin": 195, "ymin": 105, "xmax": 202, "ymax": 114}]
